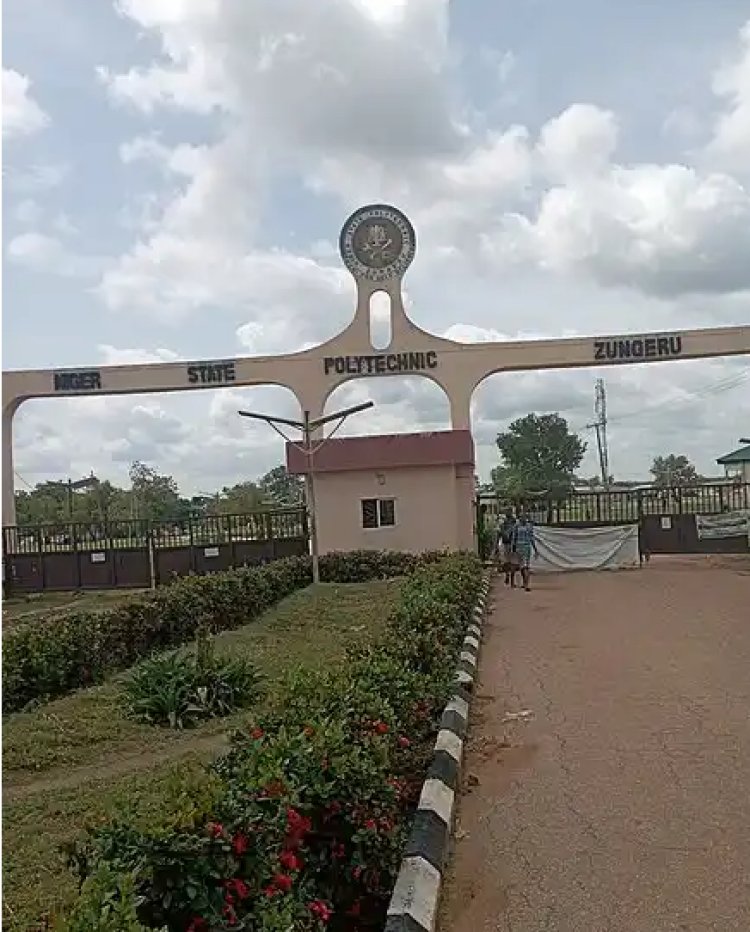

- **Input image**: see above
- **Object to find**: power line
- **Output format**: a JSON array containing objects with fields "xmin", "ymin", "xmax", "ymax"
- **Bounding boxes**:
[
  {"xmin": 606, "ymin": 369, "xmax": 749, "ymax": 427},
  {"xmin": 14, "ymin": 471, "xmax": 35, "ymax": 490},
  {"xmin": 571, "ymin": 368, "xmax": 749, "ymax": 434}
]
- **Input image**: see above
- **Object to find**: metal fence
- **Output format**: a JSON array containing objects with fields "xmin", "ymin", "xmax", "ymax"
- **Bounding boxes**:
[
  {"xmin": 477, "ymin": 482, "xmax": 750, "ymax": 556},
  {"xmin": 3, "ymin": 508, "xmax": 309, "ymax": 593},
  {"xmin": 513, "ymin": 482, "xmax": 750, "ymax": 526}
]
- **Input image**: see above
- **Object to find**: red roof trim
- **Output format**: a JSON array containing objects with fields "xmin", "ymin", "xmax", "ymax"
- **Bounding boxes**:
[{"xmin": 286, "ymin": 430, "xmax": 475, "ymax": 475}]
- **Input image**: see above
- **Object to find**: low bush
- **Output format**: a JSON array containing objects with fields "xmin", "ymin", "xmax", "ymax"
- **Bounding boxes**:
[
  {"xmin": 61, "ymin": 552, "xmax": 483, "ymax": 931},
  {"xmin": 122, "ymin": 631, "xmax": 263, "ymax": 729},
  {"xmin": 3, "ymin": 550, "xmax": 446, "ymax": 714}
]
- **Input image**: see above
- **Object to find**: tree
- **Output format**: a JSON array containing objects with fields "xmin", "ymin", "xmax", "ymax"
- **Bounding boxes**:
[
  {"xmin": 493, "ymin": 413, "xmax": 587, "ymax": 498},
  {"xmin": 128, "ymin": 462, "xmax": 182, "ymax": 522},
  {"xmin": 211, "ymin": 482, "xmax": 264, "ymax": 515},
  {"xmin": 650, "ymin": 454, "xmax": 702, "ymax": 487},
  {"xmin": 258, "ymin": 465, "xmax": 304, "ymax": 505}
]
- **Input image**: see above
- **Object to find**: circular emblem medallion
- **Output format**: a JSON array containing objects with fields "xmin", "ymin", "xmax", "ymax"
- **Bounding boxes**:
[{"xmin": 339, "ymin": 204, "xmax": 416, "ymax": 283}]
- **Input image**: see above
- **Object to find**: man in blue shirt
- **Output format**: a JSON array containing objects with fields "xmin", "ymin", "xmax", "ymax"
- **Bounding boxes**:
[{"xmin": 511, "ymin": 512, "xmax": 539, "ymax": 591}]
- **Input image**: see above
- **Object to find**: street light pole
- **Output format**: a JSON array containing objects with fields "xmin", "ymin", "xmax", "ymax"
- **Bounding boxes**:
[
  {"xmin": 238, "ymin": 401, "xmax": 374, "ymax": 585},
  {"xmin": 302, "ymin": 410, "xmax": 321, "ymax": 585}
]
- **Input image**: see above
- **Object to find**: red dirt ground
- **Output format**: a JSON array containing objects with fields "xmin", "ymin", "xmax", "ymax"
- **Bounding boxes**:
[{"xmin": 440, "ymin": 555, "xmax": 750, "ymax": 932}]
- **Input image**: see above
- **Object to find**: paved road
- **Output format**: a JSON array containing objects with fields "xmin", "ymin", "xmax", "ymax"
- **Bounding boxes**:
[{"xmin": 440, "ymin": 557, "xmax": 750, "ymax": 932}]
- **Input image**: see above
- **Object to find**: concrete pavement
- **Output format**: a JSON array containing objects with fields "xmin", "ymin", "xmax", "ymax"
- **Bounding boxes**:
[{"xmin": 439, "ymin": 557, "xmax": 750, "ymax": 932}]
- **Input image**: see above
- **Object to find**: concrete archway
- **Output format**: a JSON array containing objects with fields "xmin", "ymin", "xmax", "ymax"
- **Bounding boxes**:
[{"xmin": 4, "ymin": 204, "xmax": 750, "ymax": 524}]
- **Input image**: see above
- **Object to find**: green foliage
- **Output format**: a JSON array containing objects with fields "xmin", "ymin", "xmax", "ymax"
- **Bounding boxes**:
[
  {"xmin": 209, "ymin": 481, "xmax": 264, "ymax": 515},
  {"xmin": 494, "ymin": 412, "xmax": 587, "ymax": 497},
  {"xmin": 2, "ymin": 550, "xmax": 443, "ymax": 714},
  {"xmin": 60, "ymin": 553, "xmax": 484, "ymax": 931},
  {"xmin": 258, "ymin": 465, "xmax": 305, "ymax": 506},
  {"xmin": 122, "ymin": 632, "xmax": 262, "ymax": 729},
  {"xmin": 650, "ymin": 453, "xmax": 702, "ymax": 487},
  {"xmin": 53, "ymin": 866, "xmax": 164, "ymax": 932},
  {"xmin": 13, "ymin": 462, "xmax": 308, "ymax": 527}
]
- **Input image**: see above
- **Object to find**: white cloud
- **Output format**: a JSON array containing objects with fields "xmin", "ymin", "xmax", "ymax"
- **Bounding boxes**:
[
  {"xmin": 706, "ymin": 20, "xmax": 750, "ymax": 172},
  {"xmin": 98, "ymin": 345, "xmax": 180, "ymax": 365},
  {"xmin": 481, "ymin": 161, "xmax": 750, "ymax": 297},
  {"xmin": 7, "ymin": 232, "xmax": 106, "ymax": 279},
  {"xmin": 536, "ymin": 103, "xmax": 618, "ymax": 181},
  {"xmin": 2, "ymin": 68, "xmax": 49, "ymax": 139},
  {"xmin": 7, "ymin": 3, "xmax": 750, "ymax": 496}
]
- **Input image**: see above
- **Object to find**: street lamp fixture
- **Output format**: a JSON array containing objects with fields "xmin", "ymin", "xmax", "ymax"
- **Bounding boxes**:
[{"xmin": 238, "ymin": 401, "xmax": 375, "ymax": 583}]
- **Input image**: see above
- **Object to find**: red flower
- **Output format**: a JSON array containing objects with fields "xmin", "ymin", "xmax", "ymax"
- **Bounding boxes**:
[
  {"xmin": 364, "ymin": 819, "xmax": 377, "ymax": 831},
  {"xmin": 225, "ymin": 878, "xmax": 250, "ymax": 900},
  {"xmin": 352, "ymin": 866, "xmax": 363, "ymax": 879},
  {"xmin": 279, "ymin": 849, "xmax": 302, "ymax": 871},
  {"xmin": 331, "ymin": 842, "xmax": 345, "ymax": 860},
  {"xmin": 286, "ymin": 808, "xmax": 312, "ymax": 842},
  {"xmin": 327, "ymin": 800, "xmax": 342, "ymax": 815},
  {"xmin": 250, "ymin": 726, "xmax": 264, "ymax": 740},
  {"xmin": 187, "ymin": 919, "xmax": 207, "ymax": 932},
  {"xmin": 373, "ymin": 720, "xmax": 389, "ymax": 735},
  {"xmin": 222, "ymin": 903, "xmax": 237, "ymax": 925},
  {"xmin": 273, "ymin": 873, "xmax": 294, "ymax": 892},
  {"xmin": 308, "ymin": 899, "xmax": 333, "ymax": 923},
  {"xmin": 232, "ymin": 832, "xmax": 249, "ymax": 856},
  {"xmin": 303, "ymin": 725, "xmax": 315, "ymax": 737},
  {"xmin": 380, "ymin": 817, "xmax": 394, "ymax": 832},
  {"xmin": 207, "ymin": 822, "xmax": 224, "ymax": 838},
  {"xmin": 263, "ymin": 884, "xmax": 278, "ymax": 897},
  {"xmin": 398, "ymin": 735, "xmax": 411, "ymax": 748}
]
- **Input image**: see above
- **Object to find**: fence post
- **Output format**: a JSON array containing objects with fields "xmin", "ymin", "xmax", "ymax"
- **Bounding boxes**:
[{"xmin": 147, "ymin": 524, "xmax": 157, "ymax": 589}]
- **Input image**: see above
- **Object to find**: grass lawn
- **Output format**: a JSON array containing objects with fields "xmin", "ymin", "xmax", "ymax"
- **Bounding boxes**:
[
  {"xmin": 2, "ymin": 578, "xmax": 404, "ymax": 931},
  {"xmin": 2, "ymin": 588, "xmax": 150, "ymax": 632}
]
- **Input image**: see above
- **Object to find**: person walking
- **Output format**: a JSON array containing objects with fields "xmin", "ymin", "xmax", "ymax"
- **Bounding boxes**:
[
  {"xmin": 498, "ymin": 508, "xmax": 518, "ymax": 586},
  {"xmin": 511, "ymin": 512, "xmax": 538, "ymax": 591}
]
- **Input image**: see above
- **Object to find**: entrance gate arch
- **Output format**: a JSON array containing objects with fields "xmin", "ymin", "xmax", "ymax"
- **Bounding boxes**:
[{"xmin": 4, "ymin": 203, "xmax": 750, "ymax": 525}]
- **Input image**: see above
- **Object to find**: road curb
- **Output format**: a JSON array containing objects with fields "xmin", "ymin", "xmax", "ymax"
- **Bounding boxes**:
[{"xmin": 384, "ymin": 571, "xmax": 491, "ymax": 932}]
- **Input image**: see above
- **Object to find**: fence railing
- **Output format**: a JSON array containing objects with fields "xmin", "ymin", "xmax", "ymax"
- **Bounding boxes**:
[
  {"xmin": 482, "ymin": 481, "xmax": 750, "ymax": 526},
  {"xmin": 2, "ymin": 507, "xmax": 308, "ymax": 555}
]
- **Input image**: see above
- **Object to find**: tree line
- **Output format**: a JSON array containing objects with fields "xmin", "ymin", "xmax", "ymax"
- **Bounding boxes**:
[
  {"xmin": 14, "ymin": 417, "xmax": 709, "ymax": 526},
  {"xmin": 489, "ymin": 412, "xmax": 705, "ymax": 498},
  {"xmin": 14, "ymin": 462, "xmax": 304, "ymax": 527}
]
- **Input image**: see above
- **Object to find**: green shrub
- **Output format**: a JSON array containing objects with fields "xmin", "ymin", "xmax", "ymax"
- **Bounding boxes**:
[
  {"xmin": 53, "ymin": 866, "xmax": 165, "ymax": 932},
  {"xmin": 2, "ymin": 550, "xmax": 443, "ymax": 714},
  {"xmin": 61, "ymin": 553, "xmax": 484, "ymax": 931},
  {"xmin": 122, "ymin": 632, "xmax": 262, "ymax": 729}
]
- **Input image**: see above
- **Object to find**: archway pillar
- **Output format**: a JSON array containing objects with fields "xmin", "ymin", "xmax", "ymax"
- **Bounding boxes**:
[{"xmin": 2, "ymin": 398, "xmax": 22, "ymax": 526}]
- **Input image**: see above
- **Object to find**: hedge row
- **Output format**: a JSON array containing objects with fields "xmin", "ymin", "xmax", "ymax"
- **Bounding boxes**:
[
  {"xmin": 60, "ymin": 552, "xmax": 484, "ymax": 932},
  {"xmin": 3, "ymin": 550, "xmax": 447, "ymax": 714}
]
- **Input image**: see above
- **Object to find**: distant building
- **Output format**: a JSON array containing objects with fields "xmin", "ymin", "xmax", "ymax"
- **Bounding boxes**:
[{"xmin": 716, "ymin": 445, "xmax": 750, "ymax": 484}]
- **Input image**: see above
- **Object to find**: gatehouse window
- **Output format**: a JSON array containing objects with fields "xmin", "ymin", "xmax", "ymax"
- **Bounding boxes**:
[{"xmin": 361, "ymin": 498, "xmax": 396, "ymax": 529}]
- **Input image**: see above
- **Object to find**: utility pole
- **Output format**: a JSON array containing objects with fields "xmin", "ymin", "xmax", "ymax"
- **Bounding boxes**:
[
  {"xmin": 238, "ymin": 401, "xmax": 374, "ymax": 584},
  {"xmin": 586, "ymin": 378, "xmax": 611, "ymax": 488},
  {"xmin": 62, "ymin": 473, "xmax": 99, "ymax": 520}
]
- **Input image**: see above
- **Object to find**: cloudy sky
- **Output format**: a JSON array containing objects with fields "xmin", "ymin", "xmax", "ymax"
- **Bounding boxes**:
[{"xmin": 3, "ymin": 0, "xmax": 750, "ymax": 495}]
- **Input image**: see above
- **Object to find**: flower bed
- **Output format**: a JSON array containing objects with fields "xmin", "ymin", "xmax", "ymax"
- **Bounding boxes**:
[
  {"xmin": 59, "ymin": 552, "xmax": 483, "ymax": 931},
  {"xmin": 2, "ymin": 550, "xmax": 445, "ymax": 714}
]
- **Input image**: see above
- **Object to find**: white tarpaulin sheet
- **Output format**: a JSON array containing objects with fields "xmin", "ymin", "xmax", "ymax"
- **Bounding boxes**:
[
  {"xmin": 533, "ymin": 524, "xmax": 640, "ymax": 573},
  {"xmin": 695, "ymin": 511, "xmax": 750, "ymax": 540}
]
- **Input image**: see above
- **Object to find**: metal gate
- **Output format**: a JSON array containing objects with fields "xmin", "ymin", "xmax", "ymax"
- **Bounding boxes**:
[{"xmin": 3, "ymin": 508, "xmax": 309, "ymax": 594}]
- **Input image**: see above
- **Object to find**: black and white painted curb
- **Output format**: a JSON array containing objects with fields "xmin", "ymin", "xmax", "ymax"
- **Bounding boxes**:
[{"xmin": 384, "ymin": 571, "xmax": 492, "ymax": 932}]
